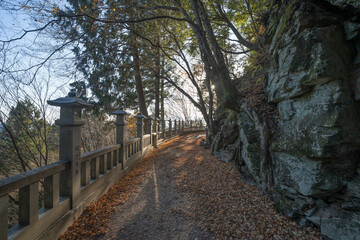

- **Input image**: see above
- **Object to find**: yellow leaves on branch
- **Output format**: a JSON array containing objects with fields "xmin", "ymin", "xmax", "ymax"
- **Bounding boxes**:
[
  {"xmin": 22, "ymin": 5, "xmax": 30, "ymax": 10},
  {"xmin": 51, "ymin": 7, "xmax": 59, "ymax": 15},
  {"xmin": 21, "ymin": 2, "xmax": 60, "ymax": 17}
]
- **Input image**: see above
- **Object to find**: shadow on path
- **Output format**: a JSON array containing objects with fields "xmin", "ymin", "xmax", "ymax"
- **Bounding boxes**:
[
  {"xmin": 66, "ymin": 133, "xmax": 320, "ymax": 240},
  {"xmin": 98, "ymin": 133, "xmax": 213, "ymax": 240}
]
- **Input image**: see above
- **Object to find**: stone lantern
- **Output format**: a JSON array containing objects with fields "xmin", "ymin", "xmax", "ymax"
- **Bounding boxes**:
[
  {"xmin": 162, "ymin": 119, "xmax": 166, "ymax": 139},
  {"xmin": 145, "ymin": 116, "xmax": 153, "ymax": 136},
  {"xmin": 134, "ymin": 113, "xmax": 145, "ymax": 150},
  {"xmin": 152, "ymin": 118, "xmax": 159, "ymax": 148},
  {"xmin": 112, "ymin": 108, "xmax": 127, "ymax": 164},
  {"xmin": 168, "ymin": 119, "xmax": 172, "ymax": 137},
  {"xmin": 112, "ymin": 108, "xmax": 127, "ymax": 145},
  {"xmin": 174, "ymin": 119, "xmax": 178, "ymax": 135},
  {"xmin": 47, "ymin": 89, "xmax": 92, "ymax": 207}
]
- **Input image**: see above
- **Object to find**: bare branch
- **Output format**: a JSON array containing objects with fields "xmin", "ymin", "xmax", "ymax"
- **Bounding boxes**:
[
  {"xmin": 215, "ymin": 3, "xmax": 257, "ymax": 50},
  {"xmin": 0, "ymin": 19, "xmax": 60, "ymax": 43}
]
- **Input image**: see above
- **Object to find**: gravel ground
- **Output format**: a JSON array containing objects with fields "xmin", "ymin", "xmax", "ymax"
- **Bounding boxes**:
[{"xmin": 97, "ymin": 134, "xmax": 214, "ymax": 240}]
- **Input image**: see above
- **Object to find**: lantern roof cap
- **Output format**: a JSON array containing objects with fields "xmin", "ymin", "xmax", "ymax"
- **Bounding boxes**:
[
  {"xmin": 112, "ymin": 108, "xmax": 127, "ymax": 115},
  {"xmin": 134, "ymin": 113, "xmax": 145, "ymax": 118},
  {"xmin": 47, "ymin": 89, "xmax": 92, "ymax": 108}
]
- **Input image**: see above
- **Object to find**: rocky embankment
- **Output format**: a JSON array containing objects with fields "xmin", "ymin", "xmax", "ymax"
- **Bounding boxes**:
[{"xmin": 212, "ymin": 1, "xmax": 360, "ymax": 239}]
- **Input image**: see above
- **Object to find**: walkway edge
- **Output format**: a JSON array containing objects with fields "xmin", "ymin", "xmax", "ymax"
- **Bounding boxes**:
[{"xmin": 36, "ymin": 135, "xmax": 188, "ymax": 240}]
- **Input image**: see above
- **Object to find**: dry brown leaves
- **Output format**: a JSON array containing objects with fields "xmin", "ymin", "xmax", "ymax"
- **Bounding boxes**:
[
  {"xmin": 58, "ymin": 138, "xmax": 180, "ymax": 240},
  {"xmin": 60, "ymin": 135, "xmax": 321, "ymax": 240},
  {"xmin": 58, "ymin": 168, "xmax": 143, "ymax": 239},
  {"xmin": 240, "ymin": 79, "xmax": 279, "ymax": 134},
  {"xmin": 173, "ymin": 136, "xmax": 322, "ymax": 240}
]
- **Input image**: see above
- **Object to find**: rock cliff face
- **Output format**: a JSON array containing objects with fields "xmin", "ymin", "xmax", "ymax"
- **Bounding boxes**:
[
  {"xmin": 266, "ymin": 1, "xmax": 360, "ymax": 238},
  {"xmin": 217, "ymin": 1, "xmax": 360, "ymax": 239}
]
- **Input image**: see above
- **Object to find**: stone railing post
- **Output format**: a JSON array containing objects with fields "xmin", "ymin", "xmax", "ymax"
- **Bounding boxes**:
[
  {"xmin": 182, "ymin": 120, "xmax": 185, "ymax": 133},
  {"xmin": 145, "ymin": 116, "xmax": 152, "ymax": 145},
  {"xmin": 135, "ymin": 113, "xmax": 144, "ymax": 151},
  {"xmin": 176, "ymin": 120, "xmax": 180, "ymax": 135},
  {"xmin": 205, "ymin": 127, "xmax": 209, "ymax": 142},
  {"xmin": 112, "ymin": 108, "xmax": 127, "ymax": 165},
  {"xmin": 169, "ymin": 119, "xmax": 172, "ymax": 138},
  {"xmin": 161, "ymin": 119, "xmax": 166, "ymax": 139},
  {"xmin": 48, "ymin": 90, "xmax": 92, "ymax": 208},
  {"xmin": 205, "ymin": 127, "xmax": 210, "ymax": 149},
  {"xmin": 153, "ymin": 118, "xmax": 158, "ymax": 148},
  {"xmin": 190, "ymin": 120, "xmax": 193, "ymax": 130},
  {"xmin": 145, "ymin": 116, "xmax": 152, "ymax": 135},
  {"xmin": 174, "ymin": 119, "xmax": 177, "ymax": 136},
  {"xmin": 200, "ymin": 120, "xmax": 203, "ymax": 130}
]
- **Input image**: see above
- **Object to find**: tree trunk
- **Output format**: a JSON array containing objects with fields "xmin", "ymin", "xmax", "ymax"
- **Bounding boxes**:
[
  {"xmin": 160, "ymin": 52, "xmax": 165, "ymax": 120},
  {"xmin": 154, "ymin": 35, "xmax": 161, "ymax": 119},
  {"xmin": 184, "ymin": 0, "xmax": 240, "ymax": 111},
  {"xmin": 130, "ymin": 32, "xmax": 148, "ymax": 116},
  {"xmin": 205, "ymin": 75, "xmax": 214, "ymax": 143},
  {"xmin": 160, "ymin": 78, "xmax": 164, "ymax": 120}
]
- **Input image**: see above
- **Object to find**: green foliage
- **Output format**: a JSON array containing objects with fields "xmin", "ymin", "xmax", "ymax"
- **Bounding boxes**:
[
  {"xmin": 227, "ymin": 110, "xmax": 239, "ymax": 122},
  {"xmin": 0, "ymin": 99, "xmax": 58, "ymax": 176},
  {"xmin": 243, "ymin": 50, "xmax": 264, "ymax": 76},
  {"xmin": 61, "ymin": 0, "xmax": 176, "ymax": 114},
  {"xmin": 58, "ymin": 0, "xmax": 270, "ymax": 117}
]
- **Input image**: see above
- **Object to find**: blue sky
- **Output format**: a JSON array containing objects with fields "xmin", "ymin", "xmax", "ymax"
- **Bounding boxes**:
[
  {"xmin": 0, "ymin": 1, "xmax": 76, "ymax": 121},
  {"xmin": 0, "ymin": 1, "xmax": 204, "ymax": 122}
]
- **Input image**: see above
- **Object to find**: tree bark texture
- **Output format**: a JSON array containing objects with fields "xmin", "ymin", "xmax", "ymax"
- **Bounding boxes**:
[{"xmin": 130, "ymin": 32, "xmax": 148, "ymax": 116}]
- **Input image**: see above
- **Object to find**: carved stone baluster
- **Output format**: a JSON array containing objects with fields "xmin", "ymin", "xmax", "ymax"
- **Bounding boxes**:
[
  {"xmin": 107, "ymin": 152, "xmax": 112, "ymax": 170},
  {"xmin": 145, "ymin": 116, "xmax": 152, "ymax": 146},
  {"xmin": 113, "ymin": 150, "xmax": 117, "ymax": 167},
  {"xmin": 81, "ymin": 161, "xmax": 90, "ymax": 186},
  {"xmin": 135, "ymin": 113, "xmax": 144, "ymax": 152},
  {"xmin": 99, "ymin": 155, "xmax": 105, "ymax": 174},
  {"xmin": 44, "ymin": 174, "xmax": 59, "ymax": 208},
  {"xmin": 91, "ymin": 157, "xmax": 99, "ymax": 179},
  {"xmin": 162, "ymin": 119, "xmax": 166, "ymax": 139},
  {"xmin": 169, "ymin": 119, "xmax": 172, "ymax": 138},
  {"xmin": 0, "ymin": 194, "xmax": 8, "ymax": 240},
  {"xmin": 19, "ymin": 182, "xmax": 38, "ymax": 225},
  {"xmin": 153, "ymin": 118, "xmax": 158, "ymax": 148}
]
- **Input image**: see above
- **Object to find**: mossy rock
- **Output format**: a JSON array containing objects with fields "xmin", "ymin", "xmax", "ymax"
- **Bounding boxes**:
[
  {"xmin": 239, "ymin": 107, "xmax": 261, "ymax": 178},
  {"xmin": 273, "ymin": 193, "xmax": 295, "ymax": 216}
]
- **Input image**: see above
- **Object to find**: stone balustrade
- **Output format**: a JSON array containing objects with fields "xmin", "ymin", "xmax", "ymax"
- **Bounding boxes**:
[{"xmin": 0, "ymin": 91, "xmax": 205, "ymax": 240}]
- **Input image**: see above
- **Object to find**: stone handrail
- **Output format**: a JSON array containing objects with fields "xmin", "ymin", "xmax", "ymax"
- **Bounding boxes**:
[
  {"xmin": 143, "ymin": 134, "xmax": 151, "ymax": 148},
  {"xmin": 125, "ymin": 138, "xmax": 141, "ymax": 160},
  {"xmin": 80, "ymin": 145, "xmax": 121, "ymax": 163},
  {"xmin": 0, "ymin": 161, "xmax": 69, "ymax": 240},
  {"xmin": 0, "ymin": 161, "xmax": 68, "ymax": 197},
  {"xmin": 0, "ymin": 93, "xmax": 205, "ymax": 240},
  {"xmin": 79, "ymin": 145, "xmax": 121, "ymax": 190}
]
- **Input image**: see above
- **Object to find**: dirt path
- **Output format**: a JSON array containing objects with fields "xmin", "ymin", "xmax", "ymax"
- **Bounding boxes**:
[
  {"xmin": 98, "ymin": 134, "xmax": 213, "ymax": 240},
  {"xmin": 61, "ymin": 133, "xmax": 321, "ymax": 240}
]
